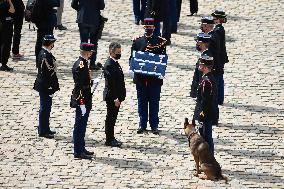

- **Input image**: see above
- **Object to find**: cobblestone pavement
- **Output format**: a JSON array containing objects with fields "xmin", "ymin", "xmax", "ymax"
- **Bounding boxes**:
[{"xmin": 0, "ymin": 0, "xmax": 284, "ymax": 188}]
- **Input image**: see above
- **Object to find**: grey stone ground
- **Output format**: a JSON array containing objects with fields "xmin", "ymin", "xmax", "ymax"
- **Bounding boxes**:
[{"xmin": 0, "ymin": 0, "xmax": 284, "ymax": 188}]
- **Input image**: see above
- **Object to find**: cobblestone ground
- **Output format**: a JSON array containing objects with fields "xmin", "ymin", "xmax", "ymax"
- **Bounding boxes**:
[{"xmin": 0, "ymin": 0, "xmax": 284, "ymax": 188}]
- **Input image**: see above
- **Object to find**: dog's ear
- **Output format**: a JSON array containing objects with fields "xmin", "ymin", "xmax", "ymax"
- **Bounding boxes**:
[
  {"xmin": 191, "ymin": 119, "xmax": 196, "ymax": 126},
  {"xmin": 184, "ymin": 118, "xmax": 189, "ymax": 129}
]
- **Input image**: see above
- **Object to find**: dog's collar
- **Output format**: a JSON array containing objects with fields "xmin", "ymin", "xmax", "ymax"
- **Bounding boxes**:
[{"xmin": 188, "ymin": 131, "xmax": 198, "ymax": 139}]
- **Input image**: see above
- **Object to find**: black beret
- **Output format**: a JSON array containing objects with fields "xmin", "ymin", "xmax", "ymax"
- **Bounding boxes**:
[
  {"xmin": 43, "ymin": 35, "xmax": 56, "ymax": 43},
  {"xmin": 80, "ymin": 43, "xmax": 95, "ymax": 51},
  {"xmin": 200, "ymin": 16, "xmax": 214, "ymax": 24},
  {"xmin": 194, "ymin": 32, "xmax": 211, "ymax": 43}
]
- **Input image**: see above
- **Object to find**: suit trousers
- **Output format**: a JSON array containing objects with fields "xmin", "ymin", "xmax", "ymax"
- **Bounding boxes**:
[
  {"xmin": 0, "ymin": 20, "xmax": 13, "ymax": 66},
  {"xmin": 189, "ymin": 0, "xmax": 198, "ymax": 14},
  {"xmin": 56, "ymin": 0, "xmax": 64, "ymax": 25},
  {"xmin": 199, "ymin": 119, "xmax": 214, "ymax": 154},
  {"xmin": 132, "ymin": 0, "xmax": 146, "ymax": 22},
  {"xmin": 215, "ymin": 74, "xmax": 224, "ymax": 105},
  {"xmin": 105, "ymin": 101, "xmax": 120, "ymax": 142},
  {"xmin": 78, "ymin": 23, "xmax": 99, "ymax": 63},
  {"xmin": 12, "ymin": 18, "xmax": 23, "ymax": 55},
  {"xmin": 73, "ymin": 106, "xmax": 91, "ymax": 155},
  {"xmin": 136, "ymin": 83, "xmax": 161, "ymax": 130},
  {"xmin": 38, "ymin": 92, "xmax": 52, "ymax": 135}
]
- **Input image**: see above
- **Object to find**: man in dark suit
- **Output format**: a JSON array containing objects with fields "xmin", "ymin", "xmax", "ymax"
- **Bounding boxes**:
[
  {"xmin": 212, "ymin": 10, "xmax": 229, "ymax": 105},
  {"xmin": 103, "ymin": 42, "xmax": 126, "ymax": 147},
  {"xmin": 34, "ymin": 0, "xmax": 60, "ymax": 63},
  {"xmin": 70, "ymin": 43, "xmax": 95, "ymax": 159},
  {"xmin": 71, "ymin": 0, "xmax": 105, "ymax": 70}
]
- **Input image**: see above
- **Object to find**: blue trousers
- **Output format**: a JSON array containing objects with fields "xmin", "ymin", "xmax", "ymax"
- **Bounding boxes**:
[
  {"xmin": 78, "ymin": 23, "xmax": 99, "ymax": 63},
  {"xmin": 215, "ymin": 74, "xmax": 224, "ymax": 105},
  {"xmin": 38, "ymin": 92, "xmax": 52, "ymax": 135},
  {"xmin": 133, "ymin": 0, "xmax": 146, "ymax": 22},
  {"xmin": 170, "ymin": 0, "xmax": 178, "ymax": 33},
  {"xmin": 73, "ymin": 107, "xmax": 91, "ymax": 155},
  {"xmin": 136, "ymin": 83, "xmax": 161, "ymax": 130},
  {"xmin": 199, "ymin": 119, "xmax": 214, "ymax": 154}
]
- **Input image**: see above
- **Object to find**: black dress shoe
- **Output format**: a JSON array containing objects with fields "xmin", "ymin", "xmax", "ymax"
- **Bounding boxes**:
[
  {"xmin": 39, "ymin": 133, "xmax": 54, "ymax": 139},
  {"xmin": 165, "ymin": 40, "xmax": 171, "ymax": 46},
  {"xmin": 134, "ymin": 20, "xmax": 139, "ymax": 25},
  {"xmin": 48, "ymin": 130, "xmax": 56, "ymax": 135},
  {"xmin": 74, "ymin": 153, "xmax": 92, "ymax": 160},
  {"xmin": 0, "ymin": 65, "xmax": 13, "ymax": 71},
  {"xmin": 84, "ymin": 149, "xmax": 94, "ymax": 155},
  {"xmin": 137, "ymin": 128, "xmax": 146, "ymax": 134},
  {"xmin": 56, "ymin": 24, "xmax": 67, "ymax": 30},
  {"xmin": 151, "ymin": 129, "xmax": 159, "ymax": 135},
  {"xmin": 105, "ymin": 139, "xmax": 122, "ymax": 147}
]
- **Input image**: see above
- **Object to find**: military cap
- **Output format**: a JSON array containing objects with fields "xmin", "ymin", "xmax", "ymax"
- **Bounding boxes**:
[
  {"xmin": 80, "ymin": 43, "xmax": 95, "ymax": 51},
  {"xmin": 194, "ymin": 32, "xmax": 211, "ymax": 43},
  {"xmin": 199, "ymin": 53, "xmax": 214, "ymax": 67},
  {"xmin": 211, "ymin": 9, "xmax": 227, "ymax": 18},
  {"xmin": 143, "ymin": 18, "xmax": 155, "ymax": 26},
  {"xmin": 43, "ymin": 35, "xmax": 56, "ymax": 43},
  {"xmin": 200, "ymin": 16, "xmax": 214, "ymax": 24}
]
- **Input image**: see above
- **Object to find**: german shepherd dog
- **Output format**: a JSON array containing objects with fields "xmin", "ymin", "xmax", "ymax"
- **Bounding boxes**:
[{"xmin": 184, "ymin": 118, "xmax": 228, "ymax": 183}]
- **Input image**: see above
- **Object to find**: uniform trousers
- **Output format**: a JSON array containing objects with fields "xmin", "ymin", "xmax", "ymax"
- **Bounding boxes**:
[
  {"xmin": 105, "ymin": 101, "xmax": 120, "ymax": 142},
  {"xmin": 0, "ymin": 20, "xmax": 13, "ymax": 66},
  {"xmin": 136, "ymin": 83, "xmax": 161, "ymax": 130},
  {"xmin": 56, "ymin": 0, "xmax": 64, "ymax": 25},
  {"xmin": 12, "ymin": 18, "xmax": 23, "ymax": 55},
  {"xmin": 199, "ymin": 119, "xmax": 214, "ymax": 154},
  {"xmin": 73, "ymin": 106, "xmax": 91, "ymax": 155},
  {"xmin": 38, "ymin": 92, "xmax": 52, "ymax": 135},
  {"xmin": 189, "ymin": 0, "xmax": 198, "ymax": 14},
  {"xmin": 214, "ymin": 74, "xmax": 224, "ymax": 105}
]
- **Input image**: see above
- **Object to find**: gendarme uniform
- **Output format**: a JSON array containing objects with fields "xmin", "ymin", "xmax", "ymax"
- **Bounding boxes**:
[
  {"xmin": 193, "ymin": 54, "xmax": 218, "ymax": 153},
  {"xmin": 130, "ymin": 18, "xmax": 167, "ymax": 134},
  {"xmin": 70, "ymin": 43, "xmax": 94, "ymax": 159}
]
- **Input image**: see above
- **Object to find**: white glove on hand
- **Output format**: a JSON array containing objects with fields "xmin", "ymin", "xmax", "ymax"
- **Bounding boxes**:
[
  {"xmin": 80, "ymin": 104, "xmax": 86, "ymax": 116},
  {"xmin": 49, "ymin": 94, "xmax": 54, "ymax": 98}
]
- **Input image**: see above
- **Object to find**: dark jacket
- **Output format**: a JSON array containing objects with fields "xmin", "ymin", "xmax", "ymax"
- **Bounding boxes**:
[
  {"xmin": 208, "ymin": 30, "xmax": 223, "ymax": 74},
  {"xmin": 214, "ymin": 24, "xmax": 229, "ymax": 64},
  {"xmin": 0, "ymin": 0, "xmax": 13, "ymax": 23},
  {"xmin": 70, "ymin": 57, "xmax": 93, "ymax": 109},
  {"xmin": 35, "ymin": 0, "xmax": 60, "ymax": 28},
  {"xmin": 130, "ymin": 35, "xmax": 167, "ymax": 86},
  {"xmin": 145, "ymin": 0, "xmax": 169, "ymax": 21},
  {"xmin": 103, "ymin": 57, "xmax": 126, "ymax": 102},
  {"xmin": 11, "ymin": 0, "xmax": 24, "ymax": 21},
  {"xmin": 33, "ymin": 48, "xmax": 60, "ymax": 95},
  {"xmin": 71, "ymin": 0, "xmax": 105, "ymax": 26},
  {"xmin": 194, "ymin": 72, "xmax": 218, "ymax": 122}
]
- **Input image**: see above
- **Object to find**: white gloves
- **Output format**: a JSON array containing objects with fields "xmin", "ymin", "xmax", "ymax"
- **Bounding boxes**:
[
  {"xmin": 80, "ymin": 104, "xmax": 86, "ymax": 116},
  {"xmin": 49, "ymin": 94, "xmax": 54, "ymax": 98}
]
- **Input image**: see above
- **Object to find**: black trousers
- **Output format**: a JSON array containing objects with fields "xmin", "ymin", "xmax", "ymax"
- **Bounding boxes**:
[
  {"xmin": 190, "ymin": 0, "xmax": 198, "ymax": 14},
  {"xmin": 35, "ymin": 27, "xmax": 54, "ymax": 62},
  {"xmin": 12, "ymin": 18, "xmax": 23, "ymax": 55},
  {"xmin": 176, "ymin": 0, "xmax": 182, "ymax": 22},
  {"xmin": 105, "ymin": 101, "xmax": 120, "ymax": 141},
  {"xmin": 0, "ymin": 20, "xmax": 13, "ymax": 66}
]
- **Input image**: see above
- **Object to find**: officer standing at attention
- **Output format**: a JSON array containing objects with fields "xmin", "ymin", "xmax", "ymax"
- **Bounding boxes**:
[
  {"xmin": 103, "ymin": 42, "xmax": 126, "ymax": 147},
  {"xmin": 193, "ymin": 53, "xmax": 218, "ymax": 153},
  {"xmin": 130, "ymin": 18, "xmax": 167, "ymax": 135},
  {"xmin": 211, "ymin": 9, "xmax": 229, "ymax": 105},
  {"xmin": 190, "ymin": 32, "xmax": 212, "ymax": 98},
  {"xmin": 33, "ymin": 35, "xmax": 59, "ymax": 139},
  {"xmin": 70, "ymin": 43, "xmax": 95, "ymax": 159}
]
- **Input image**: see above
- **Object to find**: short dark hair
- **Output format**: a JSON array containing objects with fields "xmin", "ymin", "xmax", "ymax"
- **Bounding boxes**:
[{"xmin": 109, "ymin": 42, "xmax": 121, "ymax": 53}]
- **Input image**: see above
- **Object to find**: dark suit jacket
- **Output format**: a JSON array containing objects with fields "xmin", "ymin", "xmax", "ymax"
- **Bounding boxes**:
[
  {"xmin": 103, "ymin": 57, "xmax": 126, "ymax": 102},
  {"xmin": 33, "ymin": 48, "xmax": 60, "ymax": 95},
  {"xmin": 35, "ymin": 0, "xmax": 60, "ymax": 28},
  {"xmin": 71, "ymin": 0, "xmax": 105, "ymax": 26},
  {"xmin": 145, "ymin": 0, "xmax": 169, "ymax": 21}
]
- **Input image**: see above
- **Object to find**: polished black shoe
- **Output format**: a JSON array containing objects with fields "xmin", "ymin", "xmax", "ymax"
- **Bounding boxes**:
[
  {"xmin": 0, "ymin": 65, "xmax": 13, "ymax": 71},
  {"xmin": 74, "ymin": 153, "xmax": 92, "ymax": 160},
  {"xmin": 84, "ymin": 149, "xmax": 94, "ymax": 155},
  {"xmin": 39, "ymin": 133, "xmax": 54, "ymax": 139},
  {"xmin": 137, "ymin": 128, "xmax": 146, "ymax": 134},
  {"xmin": 56, "ymin": 24, "xmax": 67, "ymax": 30},
  {"xmin": 151, "ymin": 129, "xmax": 159, "ymax": 135},
  {"xmin": 105, "ymin": 139, "xmax": 122, "ymax": 147},
  {"xmin": 165, "ymin": 40, "xmax": 171, "ymax": 46},
  {"xmin": 48, "ymin": 130, "xmax": 56, "ymax": 135}
]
